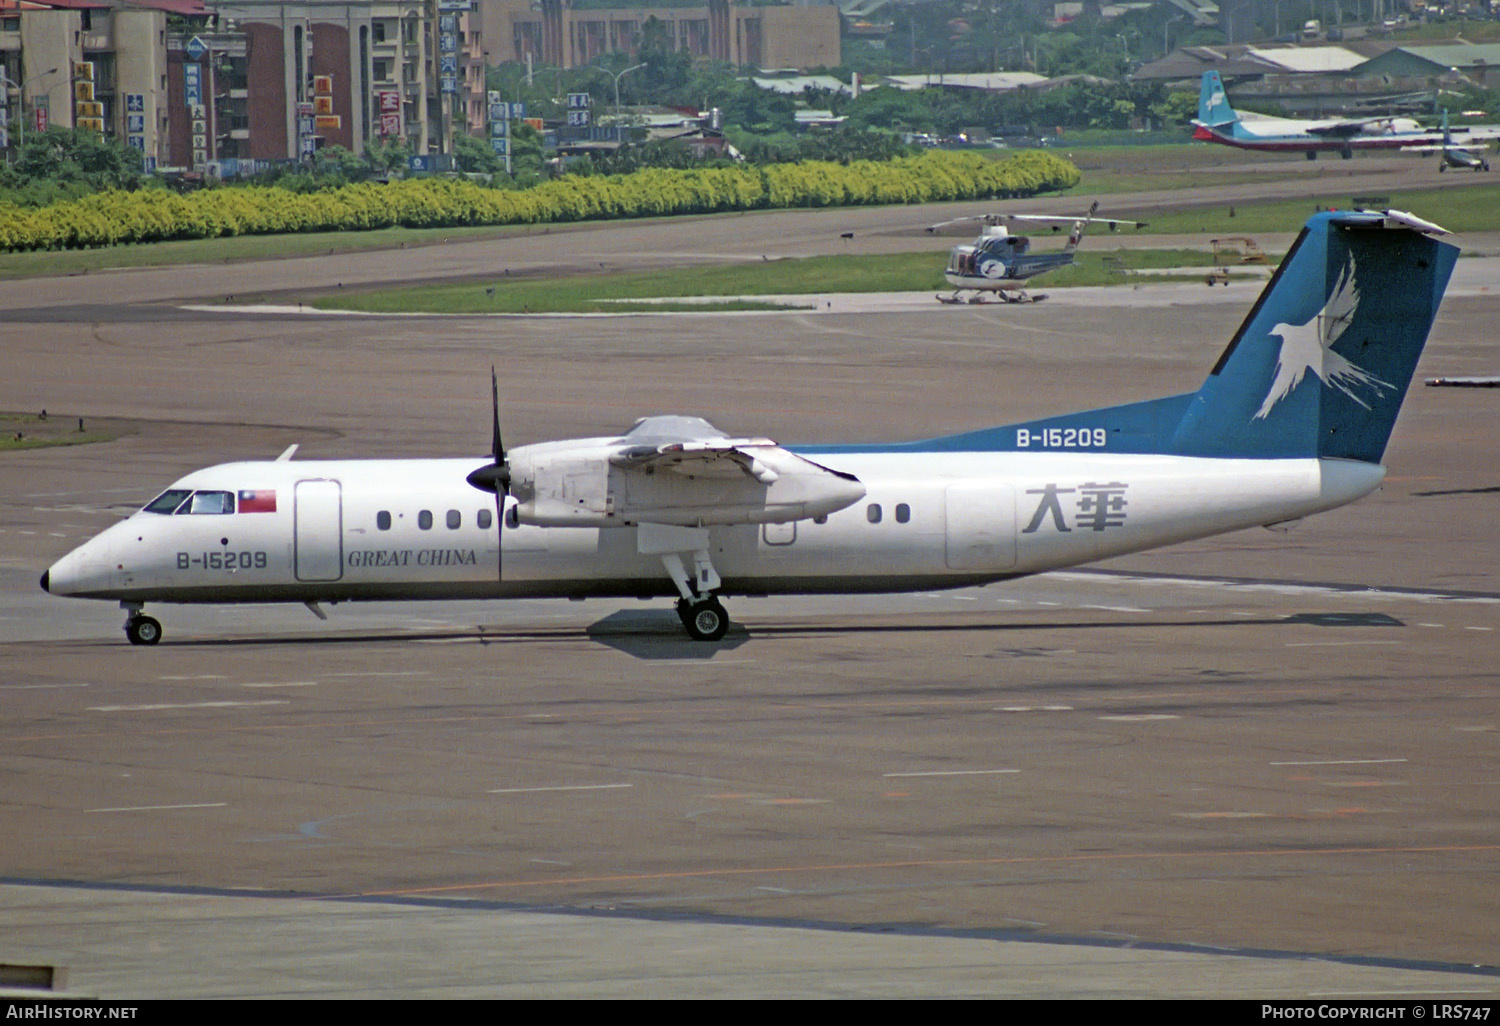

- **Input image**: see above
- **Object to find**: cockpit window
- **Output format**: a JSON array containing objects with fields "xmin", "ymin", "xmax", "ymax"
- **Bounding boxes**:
[
  {"xmin": 181, "ymin": 490, "xmax": 236, "ymax": 515},
  {"xmin": 143, "ymin": 489, "xmax": 193, "ymax": 515}
]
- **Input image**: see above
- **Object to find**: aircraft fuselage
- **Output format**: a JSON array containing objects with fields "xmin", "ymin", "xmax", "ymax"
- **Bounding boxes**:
[{"xmin": 45, "ymin": 453, "xmax": 1383, "ymax": 607}]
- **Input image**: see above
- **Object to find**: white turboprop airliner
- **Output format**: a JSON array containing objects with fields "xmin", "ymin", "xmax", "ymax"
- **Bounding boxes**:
[{"xmin": 42, "ymin": 210, "xmax": 1457, "ymax": 644}]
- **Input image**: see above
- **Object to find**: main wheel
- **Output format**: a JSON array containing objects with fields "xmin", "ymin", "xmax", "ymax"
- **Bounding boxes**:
[
  {"xmin": 679, "ymin": 598, "xmax": 729, "ymax": 642},
  {"xmin": 126, "ymin": 615, "xmax": 162, "ymax": 646}
]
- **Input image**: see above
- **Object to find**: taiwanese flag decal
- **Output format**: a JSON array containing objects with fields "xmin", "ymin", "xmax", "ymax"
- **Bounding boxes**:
[{"xmin": 238, "ymin": 490, "xmax": 277, "ymax": 513}]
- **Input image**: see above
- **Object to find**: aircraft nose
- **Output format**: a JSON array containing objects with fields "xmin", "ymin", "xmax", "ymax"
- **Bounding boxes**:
[{"xmin": 43, "ymin": 530, "xmax": 117, "ymax": 598}]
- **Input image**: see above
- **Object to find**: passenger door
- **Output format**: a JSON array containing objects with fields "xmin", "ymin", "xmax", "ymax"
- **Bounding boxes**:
[{"xmin": 294, "ymin": 479, "xmax": 343, "ymax": 582}]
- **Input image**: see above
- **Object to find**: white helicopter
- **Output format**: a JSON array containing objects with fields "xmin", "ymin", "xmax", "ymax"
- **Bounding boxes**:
[{"xmin": 927, "ymin": 201, "xmax": 1145, "ymax": 304}]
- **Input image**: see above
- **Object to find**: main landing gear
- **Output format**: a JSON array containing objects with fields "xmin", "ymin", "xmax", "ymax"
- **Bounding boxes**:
[
  {"xmin": 677, "ymin": 596, "xmax": 729, "ymax": 642},
  {"xmin": 122, "ymin": 601, "xmax": 162, "ymax": 646},
  {"xmin": 640, "ymin": 523, "xmax": 733, "ymax": 642}
]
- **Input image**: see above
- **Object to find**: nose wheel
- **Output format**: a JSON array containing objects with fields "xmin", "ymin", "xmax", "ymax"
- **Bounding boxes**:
[
  {"xmin": 677, "ymin": 597, "xmax": 729, "ymax": 642},
  {"xmin": 122, "ymin": 603, "xmax": 162, "ymax": 646}
]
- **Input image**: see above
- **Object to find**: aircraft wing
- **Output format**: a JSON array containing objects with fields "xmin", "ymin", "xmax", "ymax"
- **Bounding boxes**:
[
  {"xmin": 505, "ymin": 415, "xmax": 866, "ymax": 527},
  {"xmin": 1448, "ymin": 125, "xmax": 1500, "ymax": 142},
  {"xmin": 1305, "ymin": 120, "xmax": 1383, "ymax": 138},
  {"xmin": 611, "ymin": 438, "xmax": 783, "ymax": 482},
  {"xmin": 1401, "ymin": 143, "xmax": 1477, "ymax": 154}
]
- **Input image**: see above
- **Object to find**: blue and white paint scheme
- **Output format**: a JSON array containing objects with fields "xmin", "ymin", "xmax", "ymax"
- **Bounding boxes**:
[
  {"xmin": 43, "ymin": 210, "xmax": 1458, "ymax": 643},
  {"xmin": 1192, "ymin": 70, "xmax": 1500, "ymax": 159}
]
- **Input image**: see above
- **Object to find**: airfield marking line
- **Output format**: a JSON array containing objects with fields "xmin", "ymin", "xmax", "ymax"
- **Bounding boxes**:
[
  {"xmin": 323, "ymin": 671, "xmax": 432, "ymax": 678},
  {"xmin": 1099, "ymin": 714, "xmax": 1180, "ymax": 721},
  {"xmin": 882, "ymin": 769, "xmax": 1020, "ymax": 778},
  {"xmin": 0, "ymin": 683, "xmax": 89, "ymax": 690},
  {"xmin": 1285, "ymin": 641, "xmax": 1401, "ymax": 648},
  {"xmin": 159, "ymin": 675, "xmax": 229, "ymax": 681},
  {"xmin": 1323, "ymin": 781, "xmax": 1407, "ymax": 788},
  {"xmin": 240, "ymin": 681, "xmax": 318, "ymax": 688},
  {"xmin": 487, "ymin": 783, "xmax": 634, "ymax": 795},
  {"xmin": 1270, "ymin": 759, "xmax": 1407, "ymax": 766},
  {"xmin": 86, "ymin": 700, "xmax": 291, "ymax": 712},
  {"xmin": 5, "ymin": 709, "xmax": 650, "ymax": 743},
  {"xmin": 344, "ymin": 842, "xmax": 1500, "ymax": 899},
  {"xmin": 87, "ymin": 802, "xmax": 227, "ymax": 813}
]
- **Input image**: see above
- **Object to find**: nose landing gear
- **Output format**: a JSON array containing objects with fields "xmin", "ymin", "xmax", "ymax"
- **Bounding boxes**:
[{"xmin": 122, "ymin": 602, "xmax": 162, "ymax": 646}]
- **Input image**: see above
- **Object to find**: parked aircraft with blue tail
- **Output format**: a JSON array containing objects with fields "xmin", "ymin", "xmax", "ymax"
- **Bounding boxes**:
[
  {"xmin": 42, "ymin": 210, "xmax": 1457, "ymax": 644},
  {"xmin": 1402, "ymin": 110, "xmax": 1492, "ymax": 172},
  {"xmin": 1192, "ymin": 70, "xmax": 1500, "ymax": 159}
]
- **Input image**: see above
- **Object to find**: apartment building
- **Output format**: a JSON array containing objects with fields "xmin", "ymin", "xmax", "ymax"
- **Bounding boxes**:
[
  {"xmin": 207, "ymin": 0, "xmax": 485, "ymax": 160},
  {"xmin": 3, "ymin": 0, "xmax": 484, "ymax": 170},
  {"xmin": 1, "ymin": 0, "xmax": 172, "ymax": 165},
  {"xmin": 476, "ymin": 0, "xmax": 840, "ymax": 71}
]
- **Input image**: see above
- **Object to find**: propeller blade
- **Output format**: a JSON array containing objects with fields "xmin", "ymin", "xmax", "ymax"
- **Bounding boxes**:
[
  {"xmin": 491, "ymin": 366, "xmax": 505, "ymax": 467},
  {"xmin": 467, "ymin": 366, "xmax": 512, "ymax": 583}
]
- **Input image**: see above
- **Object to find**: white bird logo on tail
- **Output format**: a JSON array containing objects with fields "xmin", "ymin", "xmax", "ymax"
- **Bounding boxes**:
[{"xmin": 1254, "ymin": 252, "xmax": 1392, "ymax": 420}]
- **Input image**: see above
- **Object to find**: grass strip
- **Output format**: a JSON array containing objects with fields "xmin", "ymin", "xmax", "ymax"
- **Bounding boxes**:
[{"xmin": 305, "ymin": 248, "xmax": 1228, "ymax": 313}]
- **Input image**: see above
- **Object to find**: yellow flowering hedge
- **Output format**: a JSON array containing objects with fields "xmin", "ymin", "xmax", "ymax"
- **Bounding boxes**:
[{"xmin": 0, "ymin": 150, "xmax": 1079, "ymax": 252}]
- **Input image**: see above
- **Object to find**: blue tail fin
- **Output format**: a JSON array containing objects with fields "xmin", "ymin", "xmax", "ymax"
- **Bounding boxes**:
[
  {"xmin": 1169, "ymin": 211, "xmax": 1457, "ymax": 461},
  {"xmin": 1197, "ymin": 71, "xmax": 1239, "ymax": 128},
  {"xmin": 797, "ymin": 213, "xmax": 1456, "ymax": 464}
]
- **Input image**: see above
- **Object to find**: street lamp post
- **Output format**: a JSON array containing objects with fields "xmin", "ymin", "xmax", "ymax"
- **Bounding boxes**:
[
  {"xmin": 609, "ymin": 62, "xmax": 645, "ymax": 143},
  {"xmin": 0, "ymin": 66, "xmax": 61, "ymax": 149},
  {"xmin": 611, "ymin": 62, "xmax": 645, "ymax": 114}
]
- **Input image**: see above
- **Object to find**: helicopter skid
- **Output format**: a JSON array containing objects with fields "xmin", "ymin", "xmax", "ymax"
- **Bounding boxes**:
[{"xmin": 937, "ymin": 290, "xmax": 1047, "ymax": 305}]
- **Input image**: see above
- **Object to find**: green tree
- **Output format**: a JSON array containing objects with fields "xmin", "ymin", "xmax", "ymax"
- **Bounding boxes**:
[
  {"xmin": 11, "ymin": 126, "xmax": 144, "ymax": 192},
  {"xmin": 365, "ymin": 137, "xmax": 414, "ymax": 174},
  {"xmin": 454, "ymin": 132, "xmax": 505, "ymax": 174}
]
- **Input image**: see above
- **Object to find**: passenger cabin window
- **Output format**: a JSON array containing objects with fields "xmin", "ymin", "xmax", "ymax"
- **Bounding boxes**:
[
  {"xmin": 183, "ymin": 491, "xmax": 235, "ymax": 515},
  {"xmin": 867, "ymin": 503, "xmax": 882, "ymax": 524},
  {"xmin": 895, "ymin": 503, "xmax": 911, "ymax": 524},
  {"xmin": 446, "ymin": 510, "xmax": 461, "ymax": 530},
  {"xmin": 376, "ymin": 511, "xmax": 391, "ymax": 531},
  {"xmin": 418, "ymin": 510, "xmax": 433, "ymax": 530},
  {"xmin": 143, "ymin": 489, "xmax": 192, "ymax": 514},
  {"xmin": 477, "ymin": 509, "xmax": 492, "ymax": 530},
  {"xmin": 505, "ymin": 506, "xmax": 519, "ymax": 529}
]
